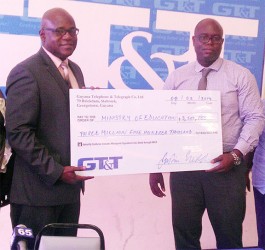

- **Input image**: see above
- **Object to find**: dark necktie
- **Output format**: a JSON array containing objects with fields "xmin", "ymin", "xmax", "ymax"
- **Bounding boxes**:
[{"xmin": 198, "ymin": 68, "xmax": 212, "ymax": 90}]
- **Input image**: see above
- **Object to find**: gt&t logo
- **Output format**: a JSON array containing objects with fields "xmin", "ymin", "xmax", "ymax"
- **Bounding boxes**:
[{"xmin": 78, "ymin": 156, "xmax": 123, "ymax": 171}]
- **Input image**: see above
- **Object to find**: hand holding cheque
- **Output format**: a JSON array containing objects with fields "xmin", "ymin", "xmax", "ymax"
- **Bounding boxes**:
[{"xmin": 60, "ymin": 166, "xmax": 94, "ymax": 184}]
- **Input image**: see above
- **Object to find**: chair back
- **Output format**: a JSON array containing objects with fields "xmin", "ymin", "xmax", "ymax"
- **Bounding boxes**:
[{"xmin": 34, "ymin": 223, "xmax": 105, "ymax": 250}]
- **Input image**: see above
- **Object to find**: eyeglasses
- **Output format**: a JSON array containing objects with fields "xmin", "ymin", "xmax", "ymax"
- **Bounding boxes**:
[
  {"xmin": 43, "ymin": 27, "xmax": 79, "ymax": 37},
  {"xmin": 196, "ymin": 34, "xmax": 223, "ymax": 44}
]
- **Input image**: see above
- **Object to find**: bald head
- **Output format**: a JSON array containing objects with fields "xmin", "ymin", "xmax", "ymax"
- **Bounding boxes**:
[
  {"xmin": 194, "ymin": 18, "xmax": 223, "ymax": 37},
  {"xmin": 40, "ymin": 8, "xmax": 75, "ymax": 31}
]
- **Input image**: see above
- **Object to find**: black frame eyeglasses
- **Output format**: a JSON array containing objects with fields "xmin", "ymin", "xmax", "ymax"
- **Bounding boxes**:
[
  {"xmin": 196, "ymin": 34, "xmax": 223, "ymax": 44},
  {"xmin": 43, "ymin": 27, "xmax": 79, "ymax": 37}
]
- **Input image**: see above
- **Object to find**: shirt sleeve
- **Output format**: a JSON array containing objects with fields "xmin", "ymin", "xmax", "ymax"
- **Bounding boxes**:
[{"xmin": 234, "ymin": 70, "xmax": 265, "ymax": 155}]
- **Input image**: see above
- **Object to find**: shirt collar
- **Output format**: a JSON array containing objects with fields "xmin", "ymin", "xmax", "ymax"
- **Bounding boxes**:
[
  {"xmin": 42, "ymin": 46, "xmax": 69, "ymax": 68},
  {"xmin": 195, "ymin": 57, "xmax": 223, "ymax": 73}
]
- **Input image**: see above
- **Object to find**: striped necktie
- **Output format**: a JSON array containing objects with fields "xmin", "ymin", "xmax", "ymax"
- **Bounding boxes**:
[{"xmin": 59, "ymin": 61, "xmax": 71, "ymax": 87}]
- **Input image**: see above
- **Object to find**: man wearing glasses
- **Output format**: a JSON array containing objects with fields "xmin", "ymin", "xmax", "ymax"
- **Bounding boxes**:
[
  {"xmin": 5, "ymin": 8, "xmax": 93, "ymax": 248},
  {"xmin": 150, "ymin": 18, "xmax": 264, "ymax": 249}
]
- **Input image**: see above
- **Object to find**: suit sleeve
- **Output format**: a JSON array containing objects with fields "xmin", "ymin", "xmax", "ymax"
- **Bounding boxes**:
[{"xmin": 5, "ymin": 64, "xmax": 64, "ymax": 186}]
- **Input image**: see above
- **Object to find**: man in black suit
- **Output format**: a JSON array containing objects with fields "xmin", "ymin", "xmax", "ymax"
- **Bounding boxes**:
[{"xmin": 5, "ymin": 8, "xmax": 93, "ymax": 248}]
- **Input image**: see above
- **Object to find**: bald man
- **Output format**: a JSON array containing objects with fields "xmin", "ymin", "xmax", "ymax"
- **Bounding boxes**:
[
  {"xmin": 150, "ymin": 18, "xmax": 264, "ymax": 249},
  {"xmin": 6, "ymin": 8, "xmax": 93, "ymax": 248}
]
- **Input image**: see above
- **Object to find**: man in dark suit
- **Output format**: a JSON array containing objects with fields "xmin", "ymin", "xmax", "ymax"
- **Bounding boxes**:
[{"xmin": 5, "ymin": 8, "xmax": 93, "ymax": 248}]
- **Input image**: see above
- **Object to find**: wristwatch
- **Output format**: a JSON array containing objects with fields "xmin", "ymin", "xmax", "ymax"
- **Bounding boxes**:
[{"xmin": 230, "ymin": 151, "xmax": 241, "ymax": 166}]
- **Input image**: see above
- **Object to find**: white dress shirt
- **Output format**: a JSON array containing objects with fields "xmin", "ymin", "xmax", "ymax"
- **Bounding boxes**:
[{"xmin": 164, "ymin": 57, "xmax": 265, "ymax": 155}]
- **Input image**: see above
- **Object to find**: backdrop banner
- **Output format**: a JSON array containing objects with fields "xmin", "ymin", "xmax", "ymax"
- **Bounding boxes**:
[{"xmin": 0, "ymin": 0, "xmax": 265, "ymax": 93}]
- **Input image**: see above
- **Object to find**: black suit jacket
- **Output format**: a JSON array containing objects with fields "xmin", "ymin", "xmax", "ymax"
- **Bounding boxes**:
[{"xmin": 6, "ymin": 48, "xmax": 85, "ymax": 206}]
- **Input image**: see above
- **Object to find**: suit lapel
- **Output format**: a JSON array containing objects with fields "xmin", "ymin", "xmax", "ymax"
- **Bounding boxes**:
[
  {"xmin": 38, "ymin": 48, "xmax": 70, "ymax": 98},
  {"xmin": 68, "ymin": 60, "xmax": 85, "ymax": 89}
]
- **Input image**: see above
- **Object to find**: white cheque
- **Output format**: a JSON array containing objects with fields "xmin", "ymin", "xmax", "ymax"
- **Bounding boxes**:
[{"xmin": 70, "ymin": 89, "xmax": 222, "ymax": 176}]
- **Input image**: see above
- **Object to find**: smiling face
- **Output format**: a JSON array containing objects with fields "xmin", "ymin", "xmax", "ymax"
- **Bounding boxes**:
[
  {"xmin": 39, "ymin": 8, "xmax": 77, "ymax": 61},
  {"xmin": 192, "ymin": 18, "xmax": 224, "ymax": 67}
]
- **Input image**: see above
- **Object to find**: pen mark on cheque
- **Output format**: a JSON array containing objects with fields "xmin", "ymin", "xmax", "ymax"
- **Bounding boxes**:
[
  {"xmin": 157, "ymin": 153, "xmax": 180, "ymax": 169},
  {"xmin": 157, "ymin": 151, "xmax": 209, "ymax": 169}
]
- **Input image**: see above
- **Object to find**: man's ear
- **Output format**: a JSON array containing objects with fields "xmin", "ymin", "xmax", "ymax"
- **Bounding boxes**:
[
  {"xmin": 39, "ymin": 29, "xmax": 45, "ymax": 43},
  {"xmin": 192, "ymin": 35, "xmax": 196, "ymax": 46}
]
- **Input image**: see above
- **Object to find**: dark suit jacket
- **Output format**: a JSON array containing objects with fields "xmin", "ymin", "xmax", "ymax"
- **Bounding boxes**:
[{"xmin": 6, "ymin": 48, "xmax": 85, "ymax": 206}]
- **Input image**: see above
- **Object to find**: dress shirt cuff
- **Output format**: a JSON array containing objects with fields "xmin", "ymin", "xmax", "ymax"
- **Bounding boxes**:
[{"xmin": 234, "ymin": 142, "xmax": 252, "ymax": 156}]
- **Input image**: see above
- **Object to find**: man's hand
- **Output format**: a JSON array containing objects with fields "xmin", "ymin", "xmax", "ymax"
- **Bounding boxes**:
[
  {"xmin": 208, "ymin": 149, "xmax": 243, "ymax": 173},
  {"xmin": 245, "ymin": 169, "xmax": 251, "ymax": 192},
  {"xmin": 149, "ymin": 173, "xmax": 166, "ymax": 197},
  {"xmin": 244, "ymin": 151, "xmax": 254, "ymax": 192},
  {"xmin": 207, "ymin": 153, "xmax": 235, "ymax": 173},
  {"xmin": 60, "ymin": 166, "xmax": 94, "ymax": 184}
]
